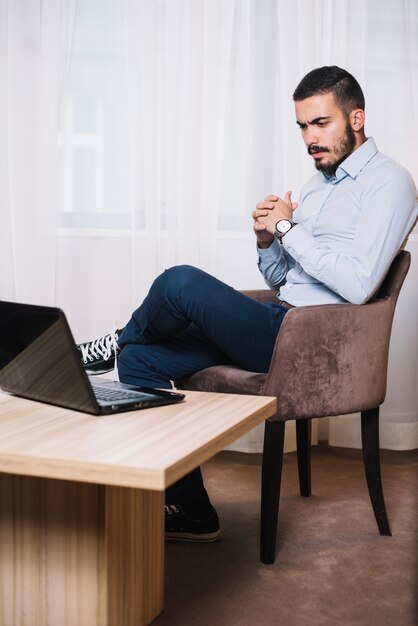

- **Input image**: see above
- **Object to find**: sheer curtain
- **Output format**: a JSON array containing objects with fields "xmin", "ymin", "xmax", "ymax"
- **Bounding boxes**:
[
  {"xmin": 1, "ymin": 0, "xmax": 417, "ymax": 450},
  {"xmin": 0, "ymin": 0, "xmax": 73, "ymax": 304}
]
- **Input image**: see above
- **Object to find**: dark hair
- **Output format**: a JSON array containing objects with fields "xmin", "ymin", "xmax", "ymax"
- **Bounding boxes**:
[{"xmin": 293, "ymin": 66, "xmax": 365, "ymax": 115}]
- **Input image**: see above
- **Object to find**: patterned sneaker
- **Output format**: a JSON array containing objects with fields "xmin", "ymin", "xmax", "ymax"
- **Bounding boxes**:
[
  {"xmin": 165, "ymin": 505, "xmax": 220, "ymax": 542},
  {"xmin": 77, "ymin": 329, "xmax": 121, "ymax": 375}
]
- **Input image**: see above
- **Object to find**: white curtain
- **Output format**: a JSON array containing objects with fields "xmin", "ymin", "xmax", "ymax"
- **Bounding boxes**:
[{"xmin": 1, "ymin": 0, "xmax": 417, "ymax": 450}]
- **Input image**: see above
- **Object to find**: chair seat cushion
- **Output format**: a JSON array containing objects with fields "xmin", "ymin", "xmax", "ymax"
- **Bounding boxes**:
[{"xmin": 176, "ymin": 365, "xmax": 267, "ymax": 395}]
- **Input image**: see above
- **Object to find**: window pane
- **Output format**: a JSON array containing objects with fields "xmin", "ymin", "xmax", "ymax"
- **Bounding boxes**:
[{"xmin": 73, "ymin": 148, "xmax": 96, "ymax": 212}]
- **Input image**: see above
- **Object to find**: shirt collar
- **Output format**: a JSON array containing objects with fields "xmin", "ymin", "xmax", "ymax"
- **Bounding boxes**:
[{"xmin": 323, "ymin": 137, "xmax": 378, "ymax": 184}]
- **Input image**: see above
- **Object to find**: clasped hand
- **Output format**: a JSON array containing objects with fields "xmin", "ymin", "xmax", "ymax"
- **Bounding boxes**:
[{"xmin": 252, "ymin": 192, "xmax": 298, "ymax": 248}]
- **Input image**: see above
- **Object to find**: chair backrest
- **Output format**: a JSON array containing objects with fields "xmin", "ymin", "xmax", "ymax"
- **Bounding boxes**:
[
  {"xmin": 373, "ymin": 249, "xmax": 411, "ymax": 301},
  {"xmin": 264, "ymin": 251, "xmax": 411, "ymax": 419}
]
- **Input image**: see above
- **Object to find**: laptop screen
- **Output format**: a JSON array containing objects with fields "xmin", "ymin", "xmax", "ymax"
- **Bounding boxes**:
[
  {"xmin": 0, "ymin": 301, "xmax": 97, "ymax": 412},
  {"xmin": 0, "ymin": 302, "xmax": 60, "ymax": 367}
]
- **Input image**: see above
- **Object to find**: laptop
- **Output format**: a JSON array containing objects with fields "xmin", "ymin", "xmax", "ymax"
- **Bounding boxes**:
[{"xmin": 0, "ymin": 300, "xmax": 185, "ymax": 415}]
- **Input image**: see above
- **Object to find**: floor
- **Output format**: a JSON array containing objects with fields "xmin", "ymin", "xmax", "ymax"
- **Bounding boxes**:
[{"xmin": 153, "ymin": 444, "xmax": 418, "ymax": 626}]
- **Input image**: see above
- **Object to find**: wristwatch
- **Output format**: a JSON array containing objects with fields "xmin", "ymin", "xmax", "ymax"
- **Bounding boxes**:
[{"xmin": 274, "ymin": 219, "xmax": 294, "ymax": 240}]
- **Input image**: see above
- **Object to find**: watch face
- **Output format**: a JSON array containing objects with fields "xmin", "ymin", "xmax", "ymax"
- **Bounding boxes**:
[{"xmin": 275, "ymin": 220, "xmax": 292, "ymax": 235}]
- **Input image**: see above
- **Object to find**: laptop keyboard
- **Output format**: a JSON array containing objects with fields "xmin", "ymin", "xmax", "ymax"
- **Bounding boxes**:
[{"xmin": 92, "ymin": 385, "xmax": 146, "ymax": 402}]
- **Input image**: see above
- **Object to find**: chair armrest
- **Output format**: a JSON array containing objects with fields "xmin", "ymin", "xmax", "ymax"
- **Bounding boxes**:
[
  {"xmin": 264, "ymin": 299, "xmax": 395, "ymax": 420},
  {"xmin": 241, "ymin": 289, "xmax": 279, "ymax": 304}
]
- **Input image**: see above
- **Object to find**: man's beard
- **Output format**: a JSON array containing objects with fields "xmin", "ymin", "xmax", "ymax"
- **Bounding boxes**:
[{"xmin": 309, "ymin": 123, "xmax": 356, "ymax": 177}]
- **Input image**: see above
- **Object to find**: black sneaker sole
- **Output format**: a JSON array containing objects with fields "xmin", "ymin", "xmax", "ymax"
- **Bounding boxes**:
[{"xmin": 84, "ymin": 365, "xmax": 116, "ymax": 375}]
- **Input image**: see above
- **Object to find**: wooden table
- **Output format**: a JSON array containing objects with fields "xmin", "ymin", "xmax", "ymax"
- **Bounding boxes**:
[{"xmin": 0, "ymin": 389, "xmax": 276, "ymax": 626}]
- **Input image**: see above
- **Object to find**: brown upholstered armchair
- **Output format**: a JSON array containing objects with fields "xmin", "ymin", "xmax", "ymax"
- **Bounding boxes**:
[{"xmin": 177, "ymin": 250, "xmax": 411, "ymax": 564}]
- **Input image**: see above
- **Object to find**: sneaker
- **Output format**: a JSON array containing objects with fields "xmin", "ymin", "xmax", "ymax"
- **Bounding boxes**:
[
  {"xmin": 77, "ymin": 329, "xmax": 121, "ymax": 375},
  {"xmin": 165, "ymin": 504, "xmax": 220, "ymax": 543}
]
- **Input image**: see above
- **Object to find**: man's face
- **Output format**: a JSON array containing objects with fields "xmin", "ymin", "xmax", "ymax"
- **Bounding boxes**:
[{"xmin": 295, "ymin": 92, "xmax": 358, "ymax": 177}]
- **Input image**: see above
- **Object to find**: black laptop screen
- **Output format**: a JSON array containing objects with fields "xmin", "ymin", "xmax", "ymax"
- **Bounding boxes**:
[
  {"xmin": 0, "ymin": 301, "xmax": 97, "ymax": 413},
  {"xmin": 0, "ymin": 302, "xmax": 60, "ymax": 368}
]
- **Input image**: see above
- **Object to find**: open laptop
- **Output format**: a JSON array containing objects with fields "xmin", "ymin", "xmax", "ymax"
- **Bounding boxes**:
[{"xmin": 0, "ymin": 300, "xmax": 185, "ymax": 415}]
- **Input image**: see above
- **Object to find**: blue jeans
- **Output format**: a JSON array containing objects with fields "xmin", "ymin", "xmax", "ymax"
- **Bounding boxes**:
[{"xmin": 117, "ymin": 265, "xmax": 288, "ymax": 505}]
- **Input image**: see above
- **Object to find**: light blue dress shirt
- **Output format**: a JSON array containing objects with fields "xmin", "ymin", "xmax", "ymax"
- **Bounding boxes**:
[{"xmin": 257, "ymin": 138, "xmax": 418, "ymax": 305}]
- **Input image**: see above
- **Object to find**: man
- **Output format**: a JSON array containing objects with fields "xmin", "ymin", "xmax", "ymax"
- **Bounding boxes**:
[{"xmin": 78, "ymin": 66, "xmax": 417, "ymax": 543}]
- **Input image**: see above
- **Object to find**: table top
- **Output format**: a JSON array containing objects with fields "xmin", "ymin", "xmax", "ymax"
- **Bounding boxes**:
[{"xmin": 0, "ymin": 390, "xmax": 276, "ymax": 491}]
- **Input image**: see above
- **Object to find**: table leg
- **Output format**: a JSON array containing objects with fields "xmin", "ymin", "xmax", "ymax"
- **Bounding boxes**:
[{"xmin": 0, "ymin": 473, "xmax": 164, "ymax": 626}]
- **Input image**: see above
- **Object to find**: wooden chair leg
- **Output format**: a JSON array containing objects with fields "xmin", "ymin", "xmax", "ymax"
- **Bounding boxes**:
[
  {"xmin": 260, "ymin": 419, "xmax": 285, "ymax": 564},
  {"xmin": 296, "ymin": 418, "xmax": 312, "ymax": 497},
  {"xmin": 361, "ymin": 408, "xmax": 391, "ymax": 536}
]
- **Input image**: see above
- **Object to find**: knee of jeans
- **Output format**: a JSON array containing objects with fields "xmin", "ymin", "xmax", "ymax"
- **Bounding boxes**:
[{"xmin": 159, "ymin": 265, "xmax": 203, "ymax": 294}]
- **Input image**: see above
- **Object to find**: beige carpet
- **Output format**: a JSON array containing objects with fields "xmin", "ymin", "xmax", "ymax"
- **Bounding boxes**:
[{"xmin": 153, "ymin": 444, "xmax": 418, "ymax": 626}]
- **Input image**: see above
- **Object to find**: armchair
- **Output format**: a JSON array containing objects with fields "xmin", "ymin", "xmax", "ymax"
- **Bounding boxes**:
[{"xmin": 177, "ymin": 250, "xmax": 411, "ymax": 564}]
